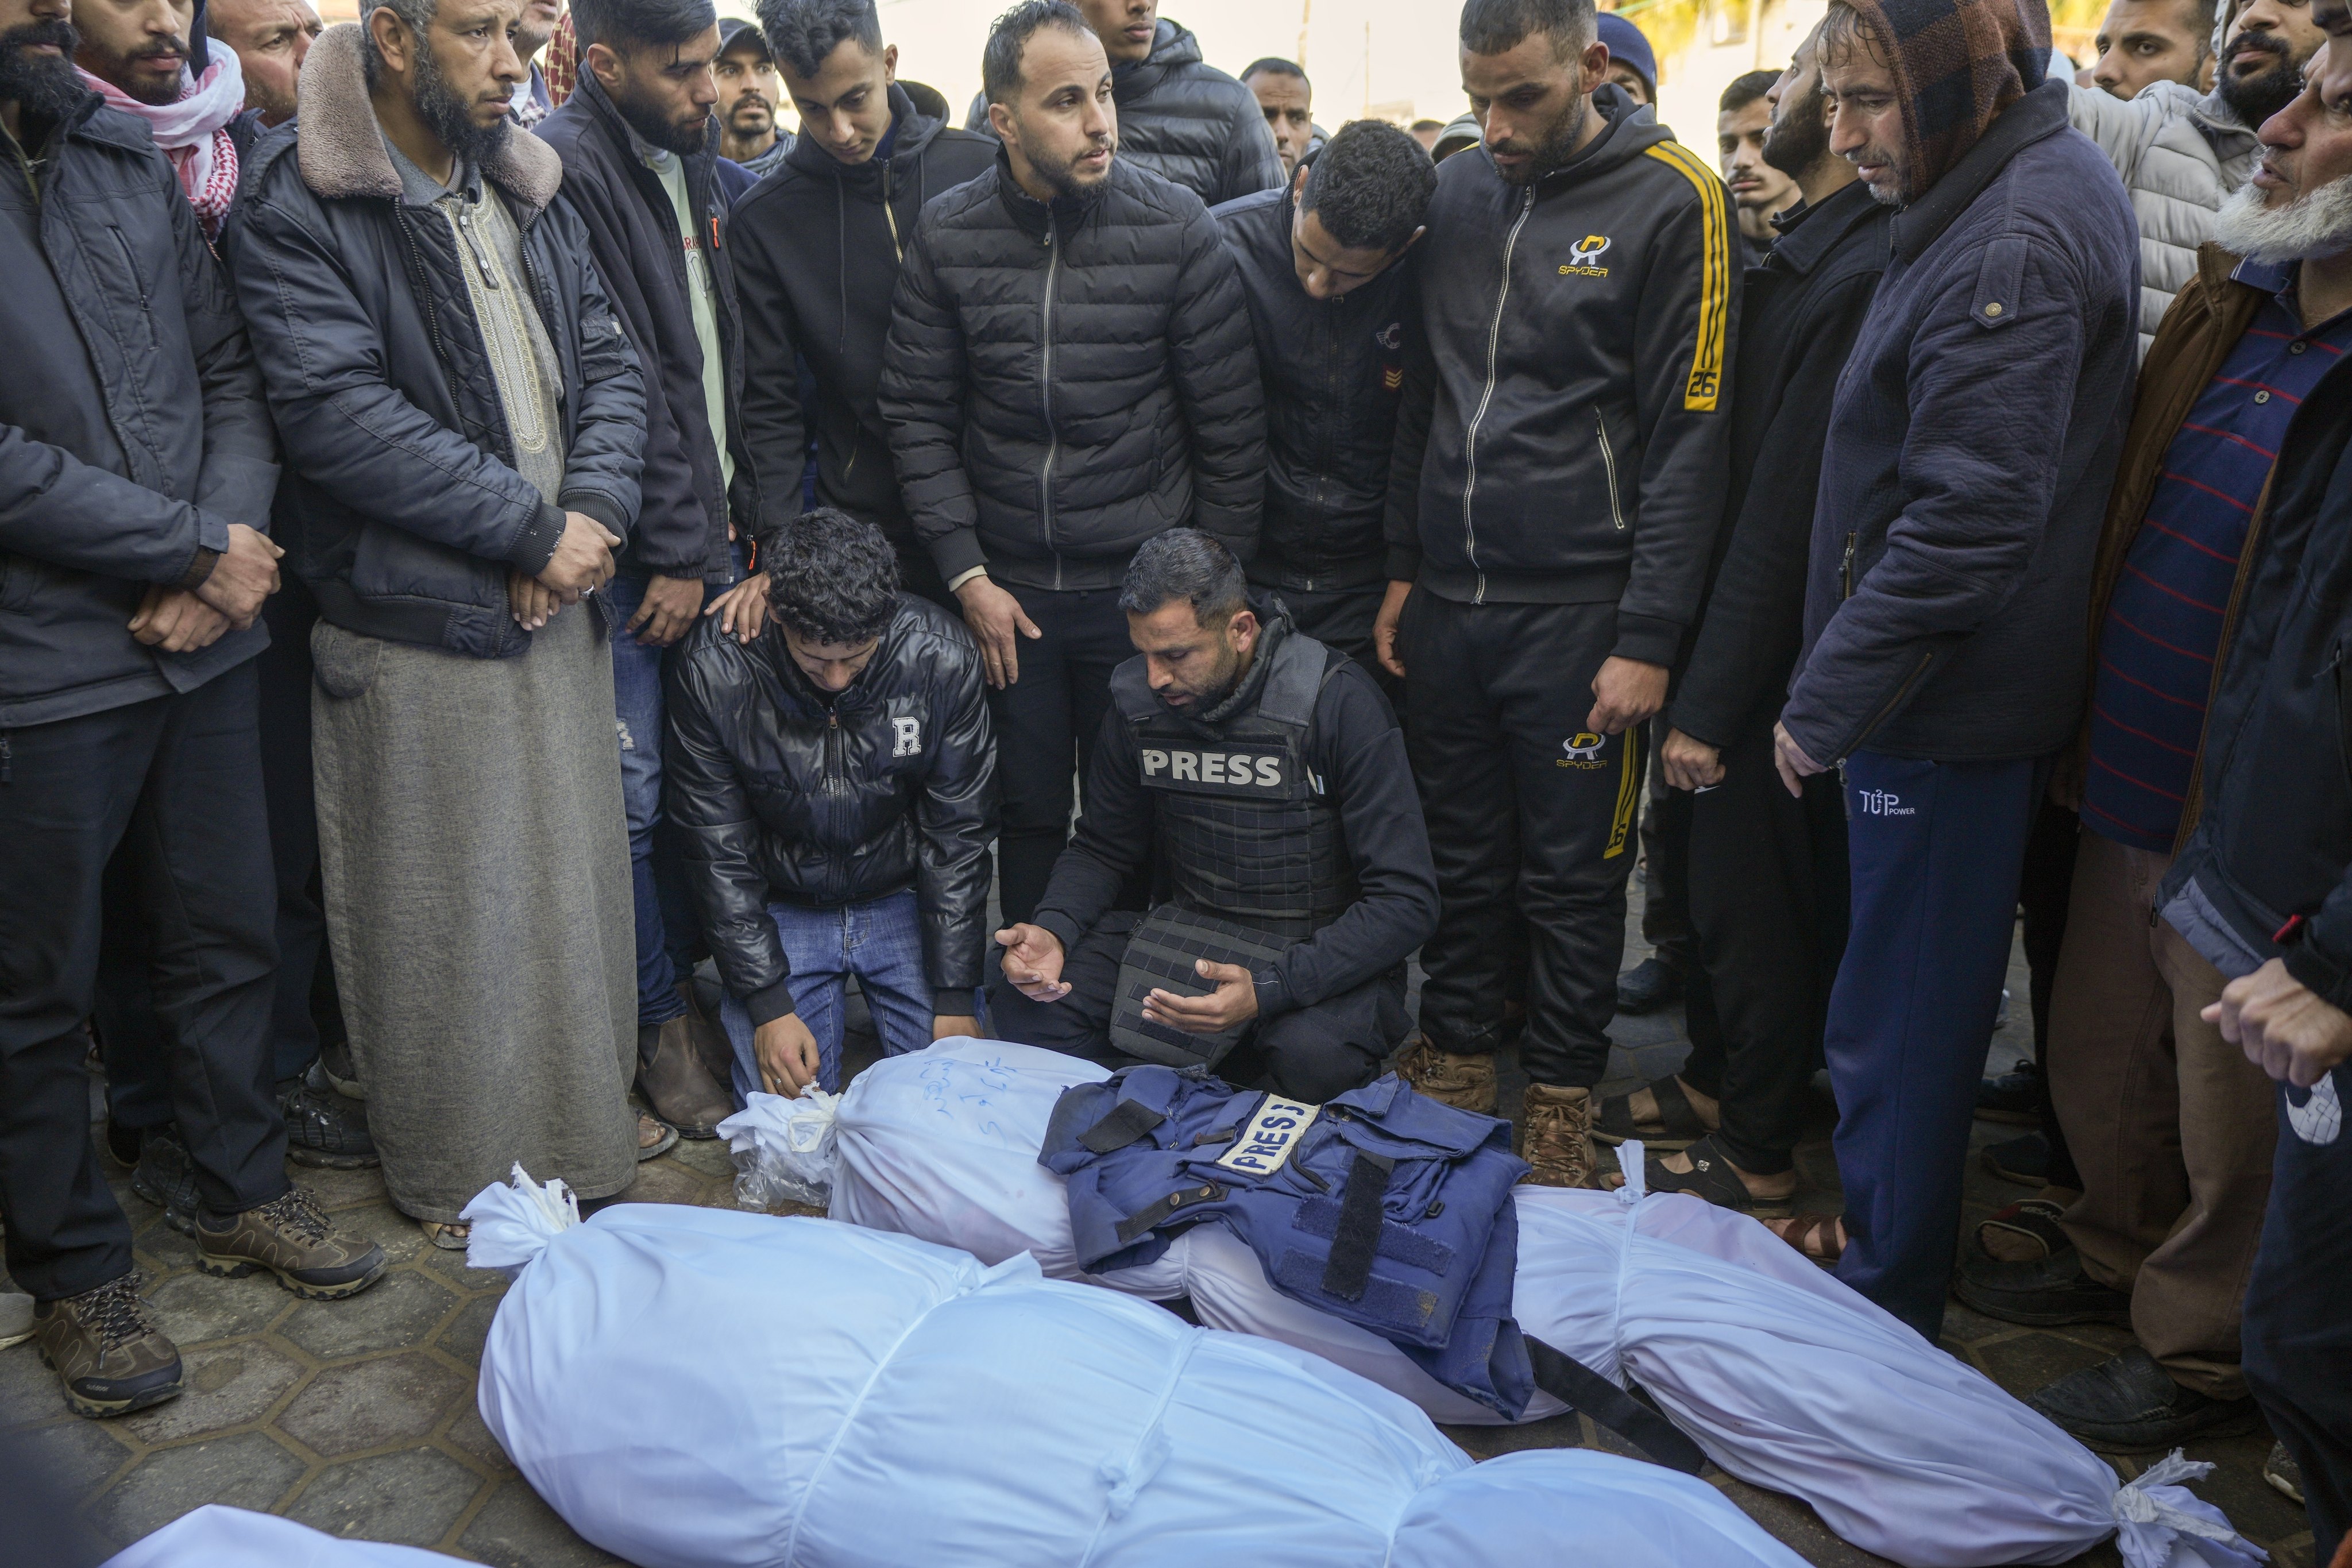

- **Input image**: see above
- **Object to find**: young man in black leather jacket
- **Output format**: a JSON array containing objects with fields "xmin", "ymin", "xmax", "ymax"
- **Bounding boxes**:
[{"xmin": 666, "ymin": 509, "xmax": 996, "ymax": 1098}]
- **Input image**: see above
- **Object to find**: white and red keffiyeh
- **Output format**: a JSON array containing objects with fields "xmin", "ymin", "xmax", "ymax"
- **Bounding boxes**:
[{"xmin": 78, "ymin": 52, "xmax": 246, "ymax": 236}]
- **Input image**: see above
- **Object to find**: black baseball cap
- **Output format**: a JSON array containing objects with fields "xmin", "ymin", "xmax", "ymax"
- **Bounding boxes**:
[{"xmin": 717, "ymin": 16, "xmax": 770, "ymax": 60}]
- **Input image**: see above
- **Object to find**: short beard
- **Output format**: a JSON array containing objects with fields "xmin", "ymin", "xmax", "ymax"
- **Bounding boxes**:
[
  {"xmin": 411, "ymin": 36, "xmax": 509, "ymax": 169},
  {"xmin": 2218, "ymin": 33, "xmax": 2300, "ymax": 127},
  {"xmin": 2212, "ymin": 172, "xmax": 2352, "ymax": 264},
  {"xmin": 1762, "ymin": 82, "xmax": 1829, "ymax": 179},
  {"xmin": 1493, "ymin": 94, "xmax": 1588, "ymax": 187},
  {"xmin": 0, "ymin": 20, "xmax": 88, "ymax": 122},
  {"xmin": 81, "ymin": 33, "xmax": 188, "ymax": 106},
  {"xmin": 1015, "ymin": 121, "xmax": 1113, "ymax": 202},
  {"xmin": 616, "ymin": 84, "xmax": 707, "ymax": 157}
]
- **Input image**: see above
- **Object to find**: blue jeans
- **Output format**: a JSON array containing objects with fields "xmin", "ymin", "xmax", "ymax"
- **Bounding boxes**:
[
  {"xmin": 718, "ymin": 889, "xmax": 936, "ymax": 1098},
  {"xmin": 1826, "ymin": 751, "xmax": 2041, "ymax": 1340},
  {"xmin": 609, "ymin": 557, "xmax": 743, "ymax": 1029}
]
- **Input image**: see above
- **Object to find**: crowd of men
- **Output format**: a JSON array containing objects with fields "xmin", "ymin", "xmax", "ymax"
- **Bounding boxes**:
[{"xmin": 1, "ymin": 0, "xmax": 2349, "ymax": 1552}]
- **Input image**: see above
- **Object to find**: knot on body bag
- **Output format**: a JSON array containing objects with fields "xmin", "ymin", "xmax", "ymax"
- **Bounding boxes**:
[
  {"xmin": 459, "ymin": 1164, "xmax": 581, "ymax": 1276},
  {"xmin": 2110, "ymin": 1450, "xmax": 2266, "ymax": 1567},
  {"xmin": 717, "ymin": 1089, "xmax": 843, "ymax": 1208},
  {"xmin": 1616, "ymin": 1138, "xmax": 1648, "ymax": 1206}
]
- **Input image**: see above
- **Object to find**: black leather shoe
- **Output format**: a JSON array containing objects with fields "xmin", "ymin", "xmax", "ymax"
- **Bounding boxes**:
[
  {"xmin": 1976, "ymin": 1058, "xmax": 2041, "ymax": 1125},
  {"xmin": 1614, "ymin": 957, "xmax": 1682, "ymax": 1015},
  {"xmin": 2026, "ymin": 1349, "xmax": 2256, "ymax": 1453},
  {"xmin": 1952, "ymin": 1246, "xmax": 2130, "ymax": 1326},
  {"xmin": 1981, "ymin": 1131, "xmax": 2048, "ymax": 1185}
]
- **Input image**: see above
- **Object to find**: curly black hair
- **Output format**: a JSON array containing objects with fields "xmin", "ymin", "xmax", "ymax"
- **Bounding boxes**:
[
  {"xmin": 755, "ymin": 0, "xmax": 882, "ymax": 78},
  {"xmin": 1299, "ymin": 120, "xmax": 1438, "ymax": 256},
  {"xmin": 762, "ymin": 508, "xmax": 901, "ymax": 645}
]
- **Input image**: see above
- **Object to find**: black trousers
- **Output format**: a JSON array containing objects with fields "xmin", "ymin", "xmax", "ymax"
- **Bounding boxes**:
[
  {"xmin": 988, "ymin": 585, "xmax": 1134, "ymax": 926},
  {"xmin": 0, "ymin": 663, "xmax": 288, "ymax": 1300},
  {"xmin": 2242, "ymin": 1063, "xmax": 2352, "ymax": 1561},
  {"xmin": 98, "ymin": 579, "xmax": 335, "ymax": 1125},
  {"xmin": 1637, "ymin": 723, "xmax": 1696, "ymax": 972},
  {"xmin": 1674, "ymin": 718, "xmax": 1849, "ymax": 1175},
  {"xmin": 987, "ymin": 909, "xmax": 1409, "ymax": 1103},
  {"xmin": 1276, "ymin": 582, "xmax": 1399, "ymax": 706},
  {"xmin": 2018, "ymin": 797, "xmax": 2084, "ymax": 1191},
  {"xmin": 1401, "ymin": 596, "xmax": 1640, "ymax": 1088}
]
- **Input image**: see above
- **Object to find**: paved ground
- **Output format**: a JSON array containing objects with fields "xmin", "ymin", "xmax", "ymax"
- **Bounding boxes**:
[{"xmin": 0, "ymin": 902, "xmax": 2318, "ymax": 1567}]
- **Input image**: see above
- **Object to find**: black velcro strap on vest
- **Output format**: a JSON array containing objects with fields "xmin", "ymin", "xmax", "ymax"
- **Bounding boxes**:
[
  {"xmin": 1319, "ymin": 1148, "xmax": 1397, "ymax": 1303},
  {"xmin": 1525, "ymin": 1335, "xmax": 1708, "ymax": 1476},
  {"xmin": 1079, "ymin": 1099, "xmax": 1167, "ymax": 1155},
  {"xmin": 1114, "ymin": 1182, "xmax": 1222, "ymax": 1247}
]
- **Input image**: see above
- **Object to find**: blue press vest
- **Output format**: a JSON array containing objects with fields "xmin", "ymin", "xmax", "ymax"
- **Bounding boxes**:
[{"xmin": 1040, "ymin": 1067, "xmax": 1535, "ymax": 1418}]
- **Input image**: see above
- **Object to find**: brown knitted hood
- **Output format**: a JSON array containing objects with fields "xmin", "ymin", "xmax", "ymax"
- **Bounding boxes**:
[{"xmin": 1837, "ymin": 0, "xmax": 2053, "ymax": 198}]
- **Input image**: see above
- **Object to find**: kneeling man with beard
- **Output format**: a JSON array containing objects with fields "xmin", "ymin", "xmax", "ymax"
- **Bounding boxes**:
[{"xmin": 992, "ymin": 530, "xmax": 1437, "ymax": 1102}]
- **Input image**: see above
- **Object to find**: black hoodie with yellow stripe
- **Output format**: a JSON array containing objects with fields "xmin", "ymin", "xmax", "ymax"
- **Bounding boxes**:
[{"xmin": 1384, "ymin": 86, "xmax": 1737, "ymax": 668}]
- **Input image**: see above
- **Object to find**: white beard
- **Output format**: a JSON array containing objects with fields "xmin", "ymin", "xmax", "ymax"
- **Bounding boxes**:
[{"xmin": 2212, "ymin": 172, "xmax": 2352, "ymax": 264}]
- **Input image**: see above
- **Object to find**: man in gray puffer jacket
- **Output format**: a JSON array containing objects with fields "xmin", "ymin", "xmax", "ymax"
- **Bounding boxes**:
[{"xmin": 2071, "ymin": 0, "xmax": 2321, "ymax": 352}]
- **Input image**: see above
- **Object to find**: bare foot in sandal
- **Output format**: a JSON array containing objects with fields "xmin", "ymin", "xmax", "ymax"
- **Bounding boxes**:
[
  {"xmin": 1767, "ymin": 1211, "xmax": 1847, "ymax": 1265},
  {"xmin": 419, "ymin": 1219, "xmax": 470, "ymax": 1251},
  {"xmin": 1624, "ymin": 1076, "xmax": 1721, "ymax": 1134},
  {"xmin": 1652, "ymin": 1145, "xmax": 1795, "ymax": 1205}
]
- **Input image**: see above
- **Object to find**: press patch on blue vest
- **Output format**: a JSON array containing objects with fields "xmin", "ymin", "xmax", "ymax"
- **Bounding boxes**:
[{"xmin": 1213, "ymin": 1095, "xmax": 1320, "ymax": 1175}]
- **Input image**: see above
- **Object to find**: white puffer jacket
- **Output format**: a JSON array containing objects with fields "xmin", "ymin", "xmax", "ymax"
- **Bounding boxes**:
[{"xmin": 2068, "ymin": 80, "xmax": 2260, "ymax": 357}]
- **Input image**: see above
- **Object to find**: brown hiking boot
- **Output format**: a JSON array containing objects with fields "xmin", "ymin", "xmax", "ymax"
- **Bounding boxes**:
[
  {"xmin": 638, "ymin": 1017, "xmax": 733, "ymax": 1138},
  {"xmin": 1520, "ymin": 1083, "xmax": 1599, "ymax": 1188},
  {"xmin": 1393, "ymin": 1036, "xmax": 1498, "ymax": 1115},
  {"xmin": 196, "ymin": 1187, "xmax": 386, "ymax": 1299},
  {"xmin": 34, "ymin": 1272, "xmax": 183, "ymax": 1418}
]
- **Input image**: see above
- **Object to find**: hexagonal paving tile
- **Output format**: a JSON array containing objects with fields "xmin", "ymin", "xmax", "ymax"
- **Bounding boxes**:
[
  {"xmin": 130, "ymin": 1218, "xmax": 202, "ymax": 1276},
  {"xmin": 286, "ymin": 1445, "xmax": 485, "ymax": 1546},
  {"xmin": 277, "ymin": 1353, "xmax": 470, "ymax": 1458},
  {"xmin": 310, "ymin": 1202, "xmax": 426, "ymax": 1269},
  {"xmin": 10, "ymin": 1409, "xmax": 135, "ymax": 1494},
  {"xmin": 436, "ymin": 1294, "xmax": 500, "ymax": 1370},
  {"xmin": 439, "ymin": 1401, "xmax": 516, "ymax": 1476},
  {"xmin": 145, "ymin": 1266, "xmax": 291, "ymax": 1347},
  {"xmin": 0, "ymin": 1340, "xmax": 68, "ymax": 1430},
  {"xmin": 418, "ymin": 1238, "xmax": 515, "ymax": 1294},
  {"xmin": 278, "ymin": 1269, "xmax": 457, "ymax": 1362},
  {"xmin": 88, "ymin": 1430, "xmax": 307, "ymax": 1546},
  {"xmin": 660, "ymin": 1136, "xmax": 737, "ymax": 1180},
  {"xmin": 116, "ymin": 1338, "xmax": 306, "ymax": 1446},
  {"xmin": 459, "ymin": 1477, "xmax": 629, "ymax": 1567}
]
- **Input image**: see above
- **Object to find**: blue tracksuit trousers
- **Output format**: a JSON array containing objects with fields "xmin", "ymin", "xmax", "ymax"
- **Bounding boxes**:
[{"xmin": 1827, "ymin": 751, "xmax": 2041, "ymax": 1340}]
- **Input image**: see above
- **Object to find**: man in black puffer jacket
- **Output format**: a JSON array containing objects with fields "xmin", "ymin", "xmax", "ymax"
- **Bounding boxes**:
[
  {"xmin": 667, "ymin": 509, "xmax": 994, "ymax": 1099},
  {"xmin": 964, "ymin": 0, "xmax": 1280, "ymax": 208},
  {"xmin": 732, "ymin": 0, "xmax": 998, "ymax": 609},
  {"xmin": 1214, "ymin": 120, "xmax": 1433, "ymax": 690},
  {"xmin": 879, "ymin": 0, "xmax": 1264, "ymax": 927}
]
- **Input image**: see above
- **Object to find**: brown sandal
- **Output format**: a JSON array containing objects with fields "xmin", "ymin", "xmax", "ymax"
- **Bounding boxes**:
[{"xmin": 1774, "ymin": 1211, "xmax": 1847, "ymax": 1268}]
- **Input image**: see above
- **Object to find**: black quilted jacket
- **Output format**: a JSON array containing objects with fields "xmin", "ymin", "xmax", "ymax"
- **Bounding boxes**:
[
  {"xmin": 665, "ymin": 595, "xmax": 997, "ymax": 1021},
  {"xmin": 878, "ymin": 149, "xmax": 1264, "ymax": 592}
]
